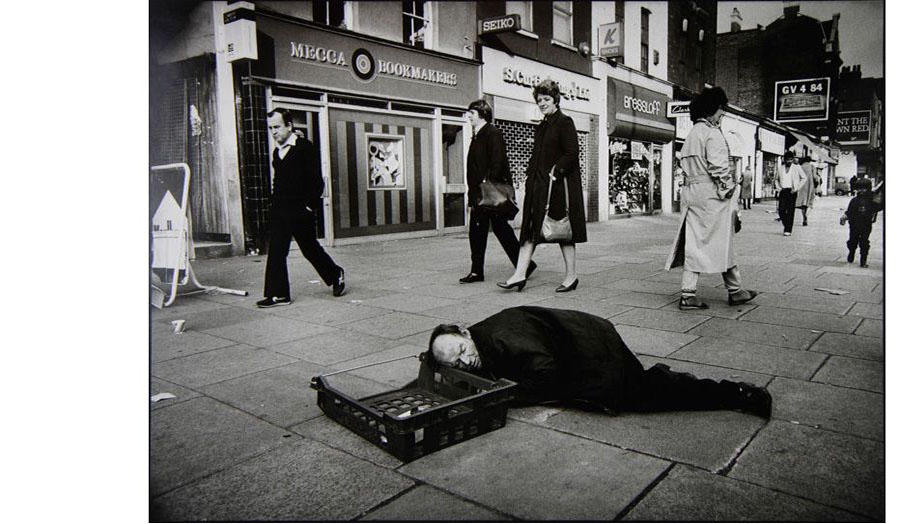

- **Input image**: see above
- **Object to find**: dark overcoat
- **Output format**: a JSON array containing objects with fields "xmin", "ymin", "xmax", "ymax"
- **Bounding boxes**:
[
  {"xmin": 468, "ymin": 306, "xmax": 644, "ymax": 411},
  {"xmin": 519, "ymin": 110, "xmax": 587, "ymax": 243},
  {"xmin": 466, "ymin": 123, "xmax": 512, "ymax": 207}
]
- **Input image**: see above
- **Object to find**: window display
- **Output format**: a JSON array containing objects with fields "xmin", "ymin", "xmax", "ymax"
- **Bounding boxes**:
[{"xmin": 609, "ymin": 138, "xmax": 662, "ymax": 216}]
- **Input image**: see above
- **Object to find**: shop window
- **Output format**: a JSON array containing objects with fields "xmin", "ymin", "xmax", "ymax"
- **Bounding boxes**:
[
  {"xmin": 313, "ymin": 1, "xmax": 348, "ymax": 28},
  {"xmin": 609, "ymin": 139, "xmax": 660, "ymax": 216},
  {"xmin": 403, "ymin": 0, "xmax": 432, "ymax": 49},
  {"xmin": 506, "ymin": 1, "xmax": 533, "ymax": 32},
  {"xmin": 552, "ymin": 1, "xmax": 573, "ymax": 45}
]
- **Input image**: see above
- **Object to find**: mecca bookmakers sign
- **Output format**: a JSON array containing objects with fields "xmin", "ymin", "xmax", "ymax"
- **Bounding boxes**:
[{"xmin": 773, "ymin": 78, "xmax": 830, "ymax": 123}]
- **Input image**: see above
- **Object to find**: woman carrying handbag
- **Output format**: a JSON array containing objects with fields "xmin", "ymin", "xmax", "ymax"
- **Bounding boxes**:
[{"xmin": 499, "ymin": 79, "xmax": 587, "ymax": 292}]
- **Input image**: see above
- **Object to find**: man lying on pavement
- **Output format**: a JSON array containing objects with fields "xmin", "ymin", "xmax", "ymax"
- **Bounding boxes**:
[{"xmin": 425, "ymin": 306, "xmax": 771, "ymax": 418}]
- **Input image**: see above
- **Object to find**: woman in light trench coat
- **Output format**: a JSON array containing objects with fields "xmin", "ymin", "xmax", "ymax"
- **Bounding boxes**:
[{"xmin": 665, "ymin": 87, "xmax": 758, "ymax": 310}]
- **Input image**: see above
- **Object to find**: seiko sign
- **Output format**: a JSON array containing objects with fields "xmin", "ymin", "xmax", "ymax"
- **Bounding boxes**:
[
  {"xmin": 478, "ymin": 14, "xmax": 521, "ymax": 35},
  {"xmin": 502, "ymin": 67, "xmax": 590, "ymax": 101},
  {"xmin": 624, "ymin": 95, "xmax": 661, "ymax": 116}
]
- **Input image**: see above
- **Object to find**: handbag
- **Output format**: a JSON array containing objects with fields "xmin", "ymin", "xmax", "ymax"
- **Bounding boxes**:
[
  {"xmin": 477, "ymin": 179, "xmax": 518, "ymax": 219},
  {"xmin": 540, "ymin": 166, "xmax": 573, "ymax": 242},
  {"xmin": 733, "ymin": 209, "xmax": 742, "ymax": 234}
]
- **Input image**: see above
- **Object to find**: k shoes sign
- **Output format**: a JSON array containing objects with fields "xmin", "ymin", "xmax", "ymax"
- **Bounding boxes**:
[
  {"xmin": 835, "ymin": 111, "xmax": 871, "ymax": 145},
  {"xmin": 773, "ymin": 78, "xmax": 830, "ymax": 123}
]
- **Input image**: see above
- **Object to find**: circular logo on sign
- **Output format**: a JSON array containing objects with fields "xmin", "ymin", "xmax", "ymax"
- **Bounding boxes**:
[{"xmin": 351, "ymin": 48, "xmax": 375, "ymax": 81}]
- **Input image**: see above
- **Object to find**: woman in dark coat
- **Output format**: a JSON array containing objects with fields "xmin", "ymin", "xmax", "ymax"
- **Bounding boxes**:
[
  {"xmin": 499, "ymin": 79, "xmax": 587, "ymax": 293},
  {"xmin": 427, "ymin": 306, "xmax": 772, "ymax": 417}
]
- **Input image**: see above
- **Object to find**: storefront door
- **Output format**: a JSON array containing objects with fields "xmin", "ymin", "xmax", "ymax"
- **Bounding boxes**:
[
  {"xmin": 440, "ymin": 118, "xmax": 470, "ymax": 231},
  {"xmin": 267, "ymin": 101, "xmax": 331, "ymax": 242}
]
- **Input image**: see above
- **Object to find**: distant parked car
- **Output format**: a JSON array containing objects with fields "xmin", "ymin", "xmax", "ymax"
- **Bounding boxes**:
[{"xmin": 833, "ymin": 176, "xmax": 851, "ymax": 196}]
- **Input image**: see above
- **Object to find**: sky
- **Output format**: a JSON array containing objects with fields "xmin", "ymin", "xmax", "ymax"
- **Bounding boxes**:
[{"xmin": 716, "ymin": 1, "xmax": 885, "ymax": 77}]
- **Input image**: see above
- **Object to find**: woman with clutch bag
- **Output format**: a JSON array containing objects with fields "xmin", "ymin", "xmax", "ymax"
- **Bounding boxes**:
[
  {"xmin": 664, "ymin": 87, "xmax": 757, "ymax": 310},
  {"xmin": 499, "ymin": 79, "xmax": 586, "ymax": 292}
]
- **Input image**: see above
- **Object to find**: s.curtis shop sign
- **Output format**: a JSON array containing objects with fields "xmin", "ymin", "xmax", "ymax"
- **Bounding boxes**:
[
  {"xmin": 501, "ymin": 67, "xmax": 591, "ymax": 101},
  {"xmin": 290, "ymin": 42, "xmax": 458, "ymax": 87}
]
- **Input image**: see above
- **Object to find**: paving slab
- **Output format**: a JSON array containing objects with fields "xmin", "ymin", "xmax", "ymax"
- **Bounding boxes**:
[
  {"xmin": 738, "ymin": 306, "xmax": 861, "ymax": 334},
  {"xmin": 854, "ymin": 318, "xmax": 883, "ymax": 338},
  {"xmin": 265, "ymin": 329, "xmax": 396, "ymax": 366},
  {"xmin": 808, "ymin": 332, "xmax": 884, "ymax": 361},
  {"xmin": 343, "ymin": 311, "xmax": 444, "ymax": 340},
  {"xmin": 201, "ymin": 316, "xmax": 337, "ymax": 347},
  {"xmin": 290, "ymin": 415, "xmax": 404, "ymax": 469},
  {"xmin": 412, "ymin": 281, "xmax": 507, "ymax": 300},
  {"xmin": 813, "ymin": 356, "xmax": 883, "ymax": 393},
  {"xmin": 152, "ymin": 344, "xmax": 297, "ymax": 389},
  {"xmin": 150, "ymin": 397, "xmax": 290, "ymax": 496},
  {"xmin": 688, "ymin": 317, "xmax": 820, "ymax": 350},
  {"xmin": 614, "ymin": 325, "xmax": 698, "ymax": 357},
  {"xmin": 359, "ymin": 485, "xmax": 512, "ymax": 521},
  {"xmin": 199, "ymin": 359, "xmax": 371, "ymax": 428},
  {"xmin": 601, "ymin": 291, "xmax": 679, "ymax": 309},
  {"xmin": 419, "ymin": 299, "xmax": 523, "ymax": 324},
  {"xmin": 605, "ymin": 278, "xmax": 679, "ymax": 295},
  {"xmin": 636, "ymin": 355, "xmax": 772, "ymax": 386},
  {"xmin": 846, "ymin": 301, "xmax": 884, "ymax": 320},
  {"xmin": 745, "ymin": 292, "xmax": 854, "ymax": 315},
  {"xmin": 670, "ymin": 336, "xmax": 826, "ymax": 379},
  {"xmin": 789, "ymin": 273, "xmax": 880, "ymax": 293},
  {"xmin": 272, "ymin": 298, "xmax": 392, "ymax": 326},
  {"xmin": 728, "ymin": 420, "xmax": 884, "ymax": 520},
  {"xmin": 150, "ymin": 377, "xmax": 202, "ymax": 411},
  {"xmin": 612, "ymin": 308, "xmax": 711, "ymax": 333},
  {"xmin": 786, "ymin": 285, "xmax": 883, "ymax": 304},
  {"xmin": 150, "ymin": 297, "xmax": 231, "ymax": 323},
  {"xmin": 767, "ymin": 377, "xmax": 883, "ymax": 441},
  {"xmin": 362, "ymin": 292, "xmax": 460, "ymax": 313},
  {"xmin": 529, "ymin": 296, "xmax": 634, "ymax": 319},
  {"xmin": 623, "ymin": 464, "xmax": 865, "ymax": 522},
  {"xmin": 398, "ymin": 420, "xmax": 670, "ymax": 521},
  {"xmin": 366, "ymin": 273, "xmax": 451, "ymax": 292},
  {"xmin": 339, "ymin": 345, "xmax": 426, "ymax": 389},
  {"xmin": 543, "ymin": 409, "xmax": 764, "ymax": 472},
  {"xmin": 151, "ymin": 327, "xmax": 236, "ymax": 363},
  {"xmin": 164, "ymin": 305, "xmax": 268, "ymax": 331},
  {"xmin": 507, "ymin": 404, "xmax": 568, "ymax": 425},
  {"xmin": 150, "ymin": 438, "xmax": 415, "ymax": 521}
]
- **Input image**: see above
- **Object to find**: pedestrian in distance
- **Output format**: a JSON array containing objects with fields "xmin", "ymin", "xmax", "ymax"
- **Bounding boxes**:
[
  {"xmin": 795, "ymin": 156, "xmax": 817, "ymax": 226},
  {"xmin": 664, "ymin": 86, "xmax": 758, "ymax": 310},
  {"xmin": 840, "ymin": 177, "xmax": 881, "ymax": 268},
  {"xmin": 774, "ymin": 154, "xmax": 806, "ymax": 236},
  {"xmin": 740, "ymin": 165, "xmax": 753, "ymax": 210},
  {"xmin": 499, "ymin": 79, "xmax": 586, "ymax": 293},
  {"xmin": 257, "ymin": 108, "xmax": 345, "ymax": 308},
  {"xmin": 427, "ymin": 306, "xmax": 772, "ymax": 418},
  {"xmin": 459, "ymin": 99, "xmax": 535, "ymax": 284},
  {"xmin": 849, "ymin": 174, "xmax": 859, "ymax": 196}
]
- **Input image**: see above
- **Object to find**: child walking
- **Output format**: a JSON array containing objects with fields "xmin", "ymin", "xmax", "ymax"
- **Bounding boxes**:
[{"xmin": 840, "ymin": 178, "xmax": 881, "ymax": 268}]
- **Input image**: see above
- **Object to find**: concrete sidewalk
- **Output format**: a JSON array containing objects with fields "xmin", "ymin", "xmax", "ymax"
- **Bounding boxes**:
[{"xmin": 150, "ymin": 196, "xmax": 883, "ymax": 521}]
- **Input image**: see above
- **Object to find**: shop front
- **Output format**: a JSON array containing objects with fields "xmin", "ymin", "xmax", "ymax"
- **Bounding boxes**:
[
  {"xmin": 671, "ymin": 104, "xmax": 692, "ymax": 213},
  {"xmin": 606, "ymin": 78, "xmax": 674, "ymax": 218},
  {"xmin": 720, "ymin": 112, "xmax": 757, "ymax": 200},
  {"xmin": 480, "ymin": 47, "xmax": 603, "ymax": 226},
  {"xmin": 758, "ymin": 127, "xmax": 785, "ymax": 199},
  {"xmin": 236, "ymin": 14, "xmax": 480, "ymax": 248}
]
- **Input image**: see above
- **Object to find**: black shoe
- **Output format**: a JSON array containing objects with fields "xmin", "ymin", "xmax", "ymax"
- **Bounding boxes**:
[
  {"xmin": 332, "ymin": 268, "xmax": 346, "ymax": 297},
  {"xmin": 257, "ymin": 296, "xmax": 292, "ymax": 308},
  {"xmin": 847, "ymin": 250, "xmax": 856, "ymax": 263},
  {"xmin": 736, "ymin": 383, "xmax": 772, "ymax": 419},
  {"xmin": 679, "ymin": 296, "xmax": 709, "ymax": 310},
  {"xmin": 555, "ymin": 279, "xmax": 579, "ymax": 293},
  {"xmin": 526, "ymin": 261, "xmax": 538, "ymax": 278},
  {"xmin": 497, "ymin": 279, "xmax": 527, "ymax": 292},
  {"xmin": 803, "ymin": 220, "xmax": 808, "ymax": 226},
  {"xmin": 728, "ymin": 289, "xmax": 758, "ymax": 306},
  {"xmin": 860, "ymin": 255, "xmax": 869, "ymax": 268},
  {"xmin": 459, "ymin": 273, "xmax": 484, "ymax": 284}
]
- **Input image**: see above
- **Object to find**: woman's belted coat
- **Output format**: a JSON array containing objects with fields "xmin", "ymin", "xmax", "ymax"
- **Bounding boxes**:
[{"xmin": 519, "ymin": 109, "xmax": 587, "ymax": 244}]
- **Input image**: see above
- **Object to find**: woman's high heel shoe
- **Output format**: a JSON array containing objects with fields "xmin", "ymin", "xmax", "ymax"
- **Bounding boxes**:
[
  {"xmin": 555, "ymin": 279, "xmax": 579, "ymax": 293},
  {"xmin": 497, "ymin": 279, "xmax": 527, "ymax": 292}
]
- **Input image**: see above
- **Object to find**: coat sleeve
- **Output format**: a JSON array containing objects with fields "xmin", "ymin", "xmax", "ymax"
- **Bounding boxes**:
[
  {"xmin": 705, "ymin": 130, "xmax": 734, "ymax": 194},
  {"xmin": 490, "ymin": 331, "xmax": 561, "ymax": 405},
  {"xmin": 487, "ymin": 128, "xmax": 509, "ymax": 183},
  {"xmin": 554, "ymin": 117, "xmax": 579, "ymax": 178}
]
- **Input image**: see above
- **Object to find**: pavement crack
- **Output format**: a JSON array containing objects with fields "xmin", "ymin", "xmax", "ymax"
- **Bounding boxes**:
[{"xmin": 613, "ymin": 462, "xmax": 675, "ymax": 521}]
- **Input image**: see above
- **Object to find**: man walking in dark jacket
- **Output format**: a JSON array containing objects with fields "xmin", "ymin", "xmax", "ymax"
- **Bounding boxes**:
[
  {"xmin": 459, "ymin": 99, "xmax": 535, "ymax": 283},
  {"xmin": 257, "ymin": 108, "xmax": 345, "ymax": 307},
  {"xmin": 428, "ymin": 306, "xmax": 771, "ymax": 417}
]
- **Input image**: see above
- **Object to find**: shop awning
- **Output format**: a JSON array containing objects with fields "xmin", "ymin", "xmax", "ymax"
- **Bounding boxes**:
[{"xmin": 789, "ymin": 131, "xmax": 838, "ymax": 164}]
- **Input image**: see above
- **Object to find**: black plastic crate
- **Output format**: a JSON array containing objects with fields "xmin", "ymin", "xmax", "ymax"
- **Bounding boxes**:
[{"xmin": 310, "ymin": 354, "xmax": 517, "ymax": 462}]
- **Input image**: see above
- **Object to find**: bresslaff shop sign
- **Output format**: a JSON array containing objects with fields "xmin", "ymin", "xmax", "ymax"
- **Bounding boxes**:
[{"xmin": 773, "ymin": 77, "xmax": 830, "ymax": 123}]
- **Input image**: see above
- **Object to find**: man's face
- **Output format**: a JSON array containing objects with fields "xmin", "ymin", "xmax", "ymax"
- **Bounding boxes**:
[
  {"xmin": 432, "ymin": 331, "xmax": 481, "ymax": 370},
  {"xmin": 711, "ymin": 107, "xmax": 725, "ymax": 125},
  {"xmin": 268, "ymin": 113, "xmax": 293, "ymax": 146},
  {"xmin": 466, "ymin": 109, "xmax": 484, "ymax": 129}
]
